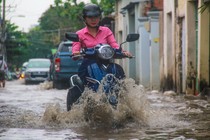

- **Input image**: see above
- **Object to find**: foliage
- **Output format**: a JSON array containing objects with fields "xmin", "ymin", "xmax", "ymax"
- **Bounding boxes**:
[
  {"xmin": 89, "ymin": 0, "xmax": 115, "ymax": 16},
  {"xmin": 31, "ymin": 0, "xmax": 115, "ymax": 45},
  {"xmin": 39, "ymin": 0, "xmax": 85, "ymax": 33},
  {"xmin": 31, "ymin": 0, "xmax": 86, "ymax": 49},
  {"xmin": 4, "ymin": 22, "xmax": 29, "ymax": 69},
  {"xmin": 98, "ymin": 0, "xmax": 115, "ymax": 16},
  {"xmin": 199, "ymin": 1, "xmax": 210, "ymax": 13},
  {"xmin": 27, "ymin": 27, "xmax": 53, "ymax": 59}
]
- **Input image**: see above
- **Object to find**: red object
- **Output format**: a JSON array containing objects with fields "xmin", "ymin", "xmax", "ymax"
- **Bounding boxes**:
[
  {"xmin": 55, "ymin": 58, "xmax": 61, "ymax": 72},
  {"xmin": 195, "ymin": 91, "xmax": 199, "ymax": 96}
]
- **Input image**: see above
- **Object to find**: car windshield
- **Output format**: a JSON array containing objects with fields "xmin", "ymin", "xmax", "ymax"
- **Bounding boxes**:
[
  {"xmin": 28, "ymin": 60, "xmax": 50, "ymax": 68},
  {"xmin": 59, "ymin": 41, "xmax": 72, "ymax": 52}
]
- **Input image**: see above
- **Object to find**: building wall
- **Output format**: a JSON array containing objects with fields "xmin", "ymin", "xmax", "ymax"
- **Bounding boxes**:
[
  {"xmin": 115, "ymin": 0, "xmax": 125, "ymax": 73},
  {"xmin": 115, "ymin": 0, "xmax": 162, "ymax": 89},
  {"xmin": 138, "ymin": 17, "xmax": 150, "ymax": 88},
  {"xmin": 172, "ymin": 0, "xmax": 185, "ymax": 93},
  {"xmin": 159, "ymin": 11, "xmax": 164, "ymax": 91},
  {"xmin": 115, "ymin": 0, "xmax": 123, "ymax": 32},
  {"xmin": 149, "ymin": 12, "xmax": 160, "ymax": 89},
  {"xmin": 115, "ymin": 0, "xmax": 210, "ymax": 93},
  {"xmin": 162, "ymin": 0, "xmax": 210, "ymax": 94},
  {"xmin": 176, "ymin": 0, "xmax": 186, "ymax": 93},
  {"xmin": 177, "ymin": 0, "xmax": 185, "ymax": 17},
  {"xmin": 162, "ymin": 0, "xmax": 199, "ymax": 93},
  {"xmin": 184, "ymin": 1, "xmax": 198, "ymax": 94},
  {"xmin": 198, "ymin": 0, "xmax": 210, "ymax": 91},
  {"xmin": 115, "ymin": 0, "xmax": 142, "ymax": 81},
  {"xmin": 162, "ymin": 0, "xmax": 176, "ymax": 91}
]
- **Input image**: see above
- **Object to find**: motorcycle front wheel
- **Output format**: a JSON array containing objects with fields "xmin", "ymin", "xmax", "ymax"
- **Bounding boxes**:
[{"xmin": 66, "ymin": 86, "xmax": 82, "ymax": 111}]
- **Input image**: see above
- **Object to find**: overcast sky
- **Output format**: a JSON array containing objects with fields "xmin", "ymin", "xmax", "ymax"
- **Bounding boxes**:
[
  {"xmin": 6, "ymin": 0, "xmax": 55, "ymax": 32},
  {"xmin": 6, "ymin": 0, "xmax": 90, "ymax": 32}
]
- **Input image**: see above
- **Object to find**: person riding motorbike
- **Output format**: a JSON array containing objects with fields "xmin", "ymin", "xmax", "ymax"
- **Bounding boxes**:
[
  {"xmin": 67, "ymin": 3, "xmax": 133, "ymax": 110},
  {"xmin": 72, "ymin": 3, "xmax": 132, "ymax": 84}
]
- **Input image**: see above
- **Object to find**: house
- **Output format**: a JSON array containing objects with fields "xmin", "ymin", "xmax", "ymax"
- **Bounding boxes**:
[
  {"xmin": 115, "ymin": 0, "xmax": 163, "ymax": 90},
  {"xmin": 162, "ymin": 0, "xmax": 210, "ymax": 95},
  {"xmin": 115, "ymin": 0, "xmax": 210, "ymax": 95}
]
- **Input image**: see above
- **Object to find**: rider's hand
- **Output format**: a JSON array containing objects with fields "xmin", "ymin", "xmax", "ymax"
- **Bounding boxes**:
[
  {"xmin": 72, "ymin": 51, "xmax": 80, "ymax": 60},
  {"xmin": 123, "ymin": 50, "xmax": 133, "ymax": 58}
]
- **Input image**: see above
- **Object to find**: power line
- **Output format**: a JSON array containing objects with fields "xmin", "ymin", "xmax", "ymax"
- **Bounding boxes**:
[{"xmin": 30, "ymin": 27, "xmax": 73, "ymax": 33}]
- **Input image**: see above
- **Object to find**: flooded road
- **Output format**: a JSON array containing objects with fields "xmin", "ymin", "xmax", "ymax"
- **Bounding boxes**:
[{"xmin": 0, "ymin": 79, "xmax": 210, "ymax": 140}]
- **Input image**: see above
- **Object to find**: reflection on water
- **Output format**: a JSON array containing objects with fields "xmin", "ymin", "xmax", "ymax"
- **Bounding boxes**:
[
  {"xmin": 0, "ymin": 128, "xmax": 81, "ymax": 140},
  {"xmin": 0, "ymin": 79, "xmax": 210, "ymax": 139}
]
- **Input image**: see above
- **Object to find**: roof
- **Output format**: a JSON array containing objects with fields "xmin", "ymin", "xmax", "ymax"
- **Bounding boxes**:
[
  {"xmin": 121, "ymin": 0, "xmax": 149, "ymax": 10},
  {"xmin": 29, "ymin": 58, "xmax": 50, "ymax": 62}
]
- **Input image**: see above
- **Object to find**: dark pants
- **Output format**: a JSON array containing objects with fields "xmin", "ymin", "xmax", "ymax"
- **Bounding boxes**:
[
  {"xmin": 78, "ymin": 59, "xmax": 96, "ymax": 84},
  {"xmin": 0, "ymin": 70, "xmax": 5, "ymax": 81},
  {"xmin": 78, "ymin": 59, "xmax": 125, "ymax": 85}
]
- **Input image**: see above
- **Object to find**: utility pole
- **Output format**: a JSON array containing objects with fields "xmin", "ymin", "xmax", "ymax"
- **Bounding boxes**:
[
  {"xmin": 0, "ymin": 0, "xmax": 2, "ymax": 54},
  {"xmin": 0, "ymin": 0, "xmax": 6, "ymax": 60}
]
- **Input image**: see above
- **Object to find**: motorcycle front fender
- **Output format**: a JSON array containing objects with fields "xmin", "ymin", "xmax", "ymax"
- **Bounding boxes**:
[{"xmin": 69, "ymin": 74, "xmax": 84, "ymax": 93}]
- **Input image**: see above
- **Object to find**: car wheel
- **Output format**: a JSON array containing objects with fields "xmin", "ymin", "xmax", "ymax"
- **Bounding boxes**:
[{"xmin": 67, "ymin": 86, "xmax": 82, "ymax": 111}]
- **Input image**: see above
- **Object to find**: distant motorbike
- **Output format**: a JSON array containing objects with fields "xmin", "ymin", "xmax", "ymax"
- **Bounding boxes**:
[
  {"xmin": 0, "ymin": 70, "xmax": 6, "ymax": 87},
  {"xmin": 65, "ymin": 32, "xmax": 139, "ymax": 111}
]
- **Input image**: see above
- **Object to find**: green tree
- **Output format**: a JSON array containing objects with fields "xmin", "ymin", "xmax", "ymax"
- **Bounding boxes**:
[
  {"xmin": 39, "ymin": 0, "xmax": 85, "ymax": 32},
  {"xmin": 34, "ymin": 0, "xmax": 85, "ymax": 47},
  {"xmin": 27, "ymin": 26, "xmax": 53, "ymax": 59},
  {"xmin": 199, "ymin": 1, "xmax": 210, "ymax": 13},
  {"xmin": 38, "ymin": 0, "xmax": 115, "ymax": 39},
  {"xmin": 90, "ymin": 0, "xmax": 115, "ymax": 16},
  {"xmin": 5, "ymin": 22, "xmax": 29, "ymax": 69}
]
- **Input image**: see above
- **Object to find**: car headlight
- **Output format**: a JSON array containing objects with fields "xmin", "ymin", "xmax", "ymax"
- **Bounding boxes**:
[{"xmin": 97, "ymin": 44, "xmax": 114, "ymax": 60}]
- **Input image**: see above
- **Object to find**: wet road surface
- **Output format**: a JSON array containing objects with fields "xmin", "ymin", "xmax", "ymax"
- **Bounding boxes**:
[{"xmin": 0, "ymin": 79, "xmax": 210, "ymax": 140}]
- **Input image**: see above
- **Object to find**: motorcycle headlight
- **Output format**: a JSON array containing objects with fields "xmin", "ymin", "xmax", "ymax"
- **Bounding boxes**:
[{"xmin": 97, "ymin": 44, "xmax": 114, "ymax": 60}]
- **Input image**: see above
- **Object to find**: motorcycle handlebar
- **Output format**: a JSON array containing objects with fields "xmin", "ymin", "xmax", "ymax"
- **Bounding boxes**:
[{"xmin": 70, "ymin": 51, "xmax": 134, "ymax": 59}]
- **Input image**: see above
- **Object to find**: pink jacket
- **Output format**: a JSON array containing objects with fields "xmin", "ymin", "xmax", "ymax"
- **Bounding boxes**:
[{"xmin": 72, "ymin": 26, "xmax": 119, "ymax": 54}]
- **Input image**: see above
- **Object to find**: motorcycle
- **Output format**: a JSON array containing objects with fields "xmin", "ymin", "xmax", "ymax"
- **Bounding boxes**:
[{"xmin": 65, "ymin": 32, "xmax": 139, "ymax": 111}]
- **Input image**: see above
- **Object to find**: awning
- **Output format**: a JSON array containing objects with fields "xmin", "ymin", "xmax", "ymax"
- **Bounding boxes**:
[{"xmin": 121, "ymin": 0, "xmax": 149, "ymax": 10}]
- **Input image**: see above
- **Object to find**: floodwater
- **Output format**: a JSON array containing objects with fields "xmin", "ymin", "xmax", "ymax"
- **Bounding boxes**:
[{"xmin": 0, "ymin": 79, "xmax": 210, "ymax": 140}]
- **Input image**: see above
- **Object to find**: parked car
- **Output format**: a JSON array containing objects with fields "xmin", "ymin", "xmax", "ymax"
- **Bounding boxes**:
[
  {"xmin": 25, "ymin": 58, "xmax": 51, "ymax": 84},
  {"xmin": 49, "ymin": 40, "xmax": 81, "ymax": 89}
]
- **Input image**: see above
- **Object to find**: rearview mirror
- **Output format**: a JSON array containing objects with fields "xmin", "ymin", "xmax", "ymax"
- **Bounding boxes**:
[
  {"xmin": 126, "ymin": 33, "xmax": 139, "ymax": 42},
  {"xmin": 65, "ymin": 32, "xmax": 79, "ymax": 42},
  {"xmin": 119, "ymin": 33, "xmax": 140, "ymax": 49}
]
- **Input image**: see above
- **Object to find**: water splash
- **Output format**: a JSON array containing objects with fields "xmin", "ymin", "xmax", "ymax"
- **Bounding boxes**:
[
  {"xmin": 38, "ymin": 81, "xmax": 53, "ymax": 90},
  {"xmin": 1, "ymin": 78, "xmax": 190, "ymax": 130},
  {"xmin": 41, "ymin": 78, "xmax": 152, "ymax": 128}
]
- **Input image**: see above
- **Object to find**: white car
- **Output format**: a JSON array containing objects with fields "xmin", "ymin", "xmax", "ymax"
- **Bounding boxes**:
[{"xmin": 24, "ymin": 58, "xmax": 51, "ymax": 84}]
